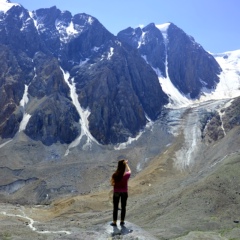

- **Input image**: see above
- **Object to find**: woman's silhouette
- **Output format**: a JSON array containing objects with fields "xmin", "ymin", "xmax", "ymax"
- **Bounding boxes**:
[{"xmin": 110, "ymin": 159, "xmax": 131, "ymax": 226}]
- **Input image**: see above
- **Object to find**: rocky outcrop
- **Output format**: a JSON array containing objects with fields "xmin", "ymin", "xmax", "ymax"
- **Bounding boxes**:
[
  {"xmin": 222, "ymin": 97, "xmax": 240, "ymax": 131},
  {"xmin": 28, "ymin": 52, "xmax": 70, "ymax": 99},
  {"xmin": 0, "ymin": 44, "xmax": 24, "ymax": 138},
  {"xmin": 201, "ymin": 97, "xmax": 240, "ymax": 144},
  {"xmin": 201, "ymin": 111, "xmax": 225, "ymax": 144},
  {"xmin": 25, "ymin": 94, "xmax": 80, "ymax": 146}
]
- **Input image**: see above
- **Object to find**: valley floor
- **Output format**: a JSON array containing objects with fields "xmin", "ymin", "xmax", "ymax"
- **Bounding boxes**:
[{"xmin": 1, "ymin": 128, "xmax": 240, "ymax": 240}]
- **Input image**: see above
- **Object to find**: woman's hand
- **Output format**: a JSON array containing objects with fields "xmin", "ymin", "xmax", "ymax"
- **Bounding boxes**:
[{"xmin": 124, "ymin": 159, "xmax": 131, "ymax": 173}]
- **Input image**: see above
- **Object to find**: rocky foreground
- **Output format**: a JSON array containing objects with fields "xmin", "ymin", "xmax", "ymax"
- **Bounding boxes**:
[{"xmin": 1, "ymin": 124, "xmax": 240, "ymax": 240}]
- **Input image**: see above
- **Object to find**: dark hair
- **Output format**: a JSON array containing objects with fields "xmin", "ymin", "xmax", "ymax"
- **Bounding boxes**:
[{"xmin": 111, "ymin": 160, "xmax": 126, "ymax": 186}]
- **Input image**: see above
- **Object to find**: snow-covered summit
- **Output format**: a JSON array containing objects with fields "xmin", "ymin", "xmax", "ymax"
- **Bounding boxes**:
[
  {"xmin": 155, "ymin": 22, "xmax": 170, "ymax": 40},
  {"xmin": 0, "ymin": 0, "xmax": 19, "ymax": 13}
]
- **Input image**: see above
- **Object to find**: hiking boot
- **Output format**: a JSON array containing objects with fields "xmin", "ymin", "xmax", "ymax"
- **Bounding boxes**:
[{"xmin": 110, "ymin": 222, "xmax": 117, "ymax": 227}]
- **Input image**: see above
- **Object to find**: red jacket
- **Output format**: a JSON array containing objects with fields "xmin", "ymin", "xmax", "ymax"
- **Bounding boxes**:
[{"xmin": 114, "ymin": 171, "xmax": 131, "ymax": 192}]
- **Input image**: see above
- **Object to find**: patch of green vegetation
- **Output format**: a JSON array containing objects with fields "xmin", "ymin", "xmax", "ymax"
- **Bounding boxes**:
[
  {"xmin": 0, "ymin": 232, "xmax": 12, "ymax": 240},
  {"xmin": 219, "ymin": 228, "xmax": 230, "ymax": 235},
  {"xmin": 219, "ymin": 226, "xmax": 240, "ymax": 240}
]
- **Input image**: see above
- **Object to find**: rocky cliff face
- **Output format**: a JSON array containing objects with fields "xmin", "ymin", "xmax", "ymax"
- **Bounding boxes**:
[
  {"xmin": 202, "ymin": 97, "xmax": 240, "ymax": 144},
  {"xmin": 71, "ymin": 43, "xmax": 168, "ymax": 144},
  {"xmin": 118, "ymin": 23, "xmax": 222, "ymax": 98},
  {"xmin": 167, "ymin": 23, "xmax": 221, "ymax": 98},
  {"xmin": 0, "ymin": 2, "xmax": 168, "ymax": 145}
]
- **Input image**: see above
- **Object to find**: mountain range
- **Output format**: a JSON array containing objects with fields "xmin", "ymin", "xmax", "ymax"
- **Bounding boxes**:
[{"xmin": 1, "ymin": 0, "xmax": 239, "ymax": 149}]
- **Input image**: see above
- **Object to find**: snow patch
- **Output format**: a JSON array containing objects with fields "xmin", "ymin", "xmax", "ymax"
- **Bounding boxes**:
[
  {"xmin": 107, "ymin": 47, "xmax": 114, "ymax": 60},
  {"xmin": 66, "ymin": 21, "xmax": 78, "ymax": 35},
  {"xmin": 20, "ymin": 85, "xmax": 29, "ymax": 107},
  {"xmin": 151, "ymin": 39, "xmax": 191, "ymax": 109},
  {"xmin": 61, "ymin": 69, "xmax": 98, "ymax": 155},
  {"xmin": 20, "ymin": 17, "xmax": 32, "ymax": 31},
  {"xmin": 137, "ymin": 31, "xmax": 146, "ymax": 49},
  {"xmin": 114, "ymin": 133, "xmax": 143, "ymax": 150},
  {"xmin": 114, "ymin": 117, "xmax": 153, "ymax": 151},
  {"xmin": 88, "ymin": 16, "xmax": 94, "ymax": 24},
  {"xmin": 0, "ymin": 0, "xmax": 19, "ymax": 13},
  {"xmin": 93, "ymin": 46, "xmax": 100, "ymax": 52},
  {"xmin": 218, "ymin": 109, "xmax": 226, "ymax": 136},
  {"xmin": 141, "ymin": 55, "xmax": 148, "ymax": 62},
  {"xmin": 0, "ymin": 139, "xmax": 12, "ymax": 149},
  {"xmin": 56, "ymin": 20, "xmax": 80, "ymax": 43},
  {"xmin": 29, "ymin": 12, "xmax": 38, "ymax": 30},
  {"xmin": 155, "ymin": 68, "xmax": 191, "ymax": 108},
  {"xmin": 19, "ymin": 113, "xmax": 31, "ymax": 132},
  {"xmin": 19, "ymin": 84, "xmax": 31, "ymax": 132}
]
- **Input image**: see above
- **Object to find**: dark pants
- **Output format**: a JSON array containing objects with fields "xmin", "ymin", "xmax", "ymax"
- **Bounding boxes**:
[{"xmin": 113, "ymin": 192, "xmax": 128, "ymax": 222}]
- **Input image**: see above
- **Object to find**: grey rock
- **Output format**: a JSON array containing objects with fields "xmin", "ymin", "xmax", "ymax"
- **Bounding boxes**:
[{"xmin": 25, "ymin": 93, "xmax": 80, "ymax": 145}]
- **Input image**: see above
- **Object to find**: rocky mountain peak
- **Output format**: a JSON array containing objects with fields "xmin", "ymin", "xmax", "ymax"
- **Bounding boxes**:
[
  {"xmin": 167, "ymin": 23, "xmax": 222, "ymax": 98},
  {"xmin": 118, "ymin": 22, "xmax": 222, "ymax": 99},
  {"xmin": 142, "ymin": 22, "xmax": 157, "ymax": 31},
  {"xmin": 118, "ymin": 23, "xmax": 166, "ymax": 77}
]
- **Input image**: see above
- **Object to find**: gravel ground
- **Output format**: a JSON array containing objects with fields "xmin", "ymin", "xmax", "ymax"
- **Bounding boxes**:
[{"xmin": 1, "ymin": 127, "xmax": 240, "ymax": 239}]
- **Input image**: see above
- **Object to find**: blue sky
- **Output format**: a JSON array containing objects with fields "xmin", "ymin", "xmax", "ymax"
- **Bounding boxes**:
[{"xmin": 17, "ymin": 0, "xmax": 240, "ymax": 53}]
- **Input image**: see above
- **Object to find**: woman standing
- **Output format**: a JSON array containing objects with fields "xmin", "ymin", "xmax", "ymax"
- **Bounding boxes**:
[{"xmin": 110, "ymin": 159, "xmax": 131, "ymax": 226}]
